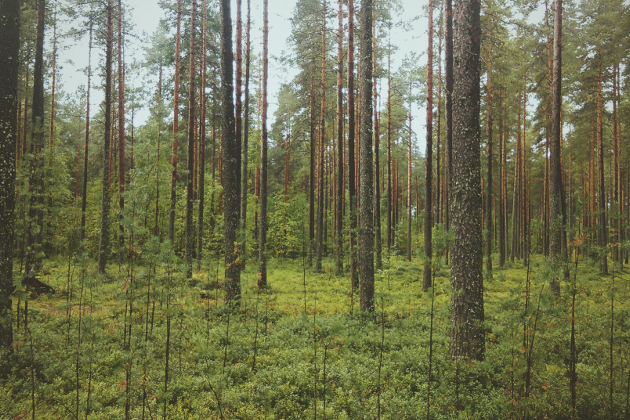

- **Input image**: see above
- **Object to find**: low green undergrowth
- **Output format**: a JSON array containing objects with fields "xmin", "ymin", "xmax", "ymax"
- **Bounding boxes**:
[{"xmin": 2, "ymin": 250, "xmax": 630, "ymax": 419}]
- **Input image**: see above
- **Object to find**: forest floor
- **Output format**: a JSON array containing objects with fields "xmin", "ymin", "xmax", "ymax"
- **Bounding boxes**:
[{"xmin": 2, "ymin": 251, "xmax": 629, "ymax": 419}]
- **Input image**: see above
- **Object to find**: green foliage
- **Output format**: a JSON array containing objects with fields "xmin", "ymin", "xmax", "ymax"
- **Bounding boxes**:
[
  {"xmin": 267, "ymin": 193, "xmax": 307, "ymax": 259},
  {"xmin": 4, "ymin": 248, "xmax": 630, "ymax": 419}
]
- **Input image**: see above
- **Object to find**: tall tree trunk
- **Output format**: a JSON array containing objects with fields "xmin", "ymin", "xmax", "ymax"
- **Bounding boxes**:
[
  {"xmin": 611, "ymin": 63, "xmax": 619, "ymax": 263},
  {"xmin": 49, "ymin": 11, "xmax": 57, "ymax": 152},
  {"xmin": 407, "ymin": 89, "xmax": 412, "ymax": 262},
  {"xmin": 235, "ymin": 0, "xmax": 244, "ymax": 263},
  {"xmin": 309, "ymin": 78, "xmax": 315, "ymax": 267},
  {"xmin": 359, "ymin": 0, "xmax": 374, "ymax": 313},
  {"xmin": 197, "ymin": 0, "xmax": 208, "ymax": 270},
  {"xmin": 444, "ymin": 0, "xmax": 453, "ymax": 237},
  {"xmin": 498, "ymin": 96, "xmax": 506, "ymax": 267},
  {"xmin": 485, "ymin": 22, "xmax": 493, "ymax": 276},
  {"xmin": 98, "ymin": 1, "xmax": 114, "ymax": 274},
  {"xmin": 436, "ymin": 17, "xmax": 443, "ymax": 226},
  {"xmin": 335, "ymin": 0, "xmax": 344, "ymax": 275},
  {"xmin": 386, "ymin": 49, "xmax": 392, "ymax": 254},
  {"xmin": 240, "ymin": 0, "xmax": 251, "ymax": 265},
  {"xmin": 185, "ymin": 0, "xmax": 197, "ymax": 279},
  {"xmin": 168, "ymin": 0, "xmax": 183, "ymax": 243},
  {"xmin": 221, "ymin": 0, "xmax": 242, "ymax": 301},
  {"xmin": 596, "ymin": 53, "xmax": 607, "ymax": 274},
  {"xmin": 154, "ymin": 64, "xmax": 163, "ymax": 237},
  {"xmin": 26, "ymin": 0, "xmax": 46, "ymax": 274},
  {"xmin": 284, "ymin": 133, "xmax": 290, "ymax": 199},
  {"xmin": 348, "ymin": 0, "xmax": 358, "ymax": 287},
  {"xmin": 258, "ymin": 0, "xmax": 269, "ymax": 289},
  {"xmin": 81, "ymin": 23, "xmax": 93, "ymax": 245},
  {"xmin": 549, "ymin": 0, "xmax": 563, "ymax": 295},
  {"xmin": 423, "ymin": 0, "xmax": 434, "ymax": 292},
  {"xmin": 450, "ymin": 0, "xmax": 484, "ymax": 361},
  {"xmin": 372, "ymin": 11, "xmax": 382, "ymax": 272},
  {"xmin": 510, "ymin": 95, "xmax": 521, "ymax": 263},
  {"xmin": 0, "ymin": 0, "xmax": 19, "ymax": 357},
  {"xmin": 315, "ymin": 1, "xmax": 327, "ymax": 273},
  {"xmin": 117, "ymin": 0, "xmax": 126, "ymax": 266}
]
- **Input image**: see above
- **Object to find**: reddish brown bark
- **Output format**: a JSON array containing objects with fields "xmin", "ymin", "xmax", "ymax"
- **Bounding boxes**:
[
  {"xmin": 258, "ymin": 0, "xmax": 269, "ymax": 288},
  {"xmin": 117, "ymin": 0, "xmax": 126, "ymax": 264},
  {"xmin": 348, "ymin": 0, "xmax": 358, "ymax": 285},
  {"xmin": 423, "ymin": 0, "xmax": 434, "ymax": 291},
  {"xmin": 168, "ymin": 0, "xmax": 183, "ymax": 243},
  {"xmin": 335, "ymin": 0, "xmax": 344, "ymax": 274},
  {"xmin": 315, "ymin": 1, "xmax": 327, "ymax": 273},
  {"xmin": 185, "ymin": 0, "xmax": 197, "ymax": 278}
]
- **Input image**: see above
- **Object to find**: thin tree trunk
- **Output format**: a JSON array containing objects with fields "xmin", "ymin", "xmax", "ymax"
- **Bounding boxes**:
[
  {"xmin": 348, "ymin": 0, "xmax": 358, "ymax": 287},
  {"xmin": 498, "ymin": 95, "xmax": 505, "ymax": 267},
  {"xmin": 197, "ymin": 0, "xmax": 208, "ymax": 271},
  {"xmin": 98, "ymin": 1, "xmax": 114, "ymax": 274},
  {"xmin": 117, "ymin": 0, "xmax": 126, "ymax": 266},
  {"xmin": 26, "ymin": 0, "xmax": 46, "ymax": 275},
  {"xmin": 168, "ymin": 0, "xmax": 183, "ymax": 243},
  {"xmin": 485, "ymin": 22, "xmax": 493, "ymax": 275},
  {"xmin": 80, "ymin": 23, "xmax": 93, "ymax": 246},
  {"xmin": 386, "ymin": 49, "xmax": 392, "ymax": 254},
  {"xmin": 309, "ymin": 78, "xmax": 315, "ymax": 267},
  {"xmin": 315, "ymin": 1, "xmax": 327, "ymax": 273},
  {"xmin": 450, "ymin": 0, "xmax": 484, "ymax": 361},
  {"xmin": 335, "ymin": 0, "xmax": 344, "ymax": 275},
  {"xmin": 407, "ymin": 89, "xmax": 412, "ymax": 262},
  {"xmin": 510, "ymin": 94, "xmax": 521, "ymax": 263},
  {"xmin": 549, "ymin": 0, "xmax": 563, "ymax": 295},
  {"xmin": 49, "ymin": 11, "xmax": 57, "ymax": 151},
  {"xmin": 359, "ymin": 0, "xmax": 374, "ymax": 313},
  {"xmin": 444, "ymin": 0, "xmax": 453, "ymax": 237},
  {"xmin": 423, "ymin": 0, "xmax": 434, "ymax": 291},
  {"xmin": 258, "ymin": 0, "xmax": 269, "ymax": 289},
  {"xmin": 240, "ymin": 0, "xmax": 251, "ymax": 265},
  {"xmin": 372, "ymin": 12, "xmax": 382, "ymax": 271},
  {"xmin": 235, "ymin": 0, "xmax": 244, "ymax": 266},
  {"xmin": 185, "ymin": 0, "xmax": 197, "ymax": 279},
  {"xmin": 597, "ymin": 53, "xmax": 607, "ymax": 274},
  {"xmin": 610, "ymin": 64, "xmax": 621, "ymax": 262}
]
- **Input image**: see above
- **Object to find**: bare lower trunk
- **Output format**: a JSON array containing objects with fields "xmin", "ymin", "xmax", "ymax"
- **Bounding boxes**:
[
  {"xmin": 449, "ymin": 0, "xmax": 484, "ymax": 361},
  {"xmin": 221, "ymin": 0, "xmax": 242, "ymax": 302},
  {"xmin": 0, "ymin": 0, "xmax": 20, "ymax": 356},
  {"xmin": 359, "ymin": 0, "xmax": 374, "ymax": 313},
  {"xmin": 98, "ymin": 1, "xmax": 114, "ymax": 274},
  {"xmin": 423, "ymin": 0, "xmax": 434, "ymax": 291},
  {"xmin": 168, "ymin": 0, "xmax": 183, "ymax": 244},
  {"xmin": 258, "ymin": 0, "xmax": 269, "ymax": 289}
]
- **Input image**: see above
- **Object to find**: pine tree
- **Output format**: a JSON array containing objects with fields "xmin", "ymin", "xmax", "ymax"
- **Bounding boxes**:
[
  {"xmin": 98, "ymin": 0, "xmax": 114, "ymax": 273},
  {"xmin": 26, "ymin": 0, "xmax": 46, "ymax": 274},
  {"xmin": 335, "ymin": 0, "xmax": 344, "ymax": 275},
  {"xmin": 450, "ymin": 0, "xmax": 484, "ymax": 360},
  {"xmin": 221, "ymin": 0, "xmax": 242, "ymax": 302},
  {"xmin": 0, "ymin": 0, "xmax": 19, "ymax": 357},
  {"xmin": 258, "ymin": 0, "xmax": 269, "ymax": 289},
  {"xmin": 168, "ymin": 0, "xmax": 183, "ymax": 244},
  {"xmin": 549, "ymin": 0, "xmax": 564, "ymax": 294},
  {"xmin": 117, "ymin": 0, "xmax": 126, "ymax": 266},
  {"xmin": 185, "ymin": 0, "xmax": 197, "ymax": 279},
  {"xmin": 423, "ymin": 0, "xmax": 434, "ymax": 292},
  {"xmin": 359, "ymin": 0, "xmax": 374, "ymax": 313}
]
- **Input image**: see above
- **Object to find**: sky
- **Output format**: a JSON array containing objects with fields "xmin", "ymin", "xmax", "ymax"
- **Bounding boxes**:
[{"xmin": 55, "ymin": 0, "xmax": 443, "ymax": 154}]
